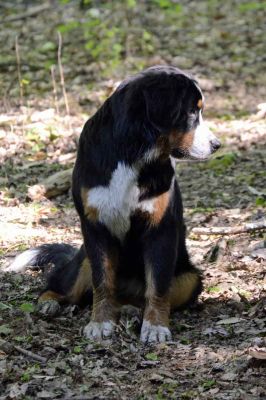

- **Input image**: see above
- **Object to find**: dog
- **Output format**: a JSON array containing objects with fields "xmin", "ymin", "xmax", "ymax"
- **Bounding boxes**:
[{"xmin": 9, "ymin": 66, "xmax": 221, "ymax": 343}]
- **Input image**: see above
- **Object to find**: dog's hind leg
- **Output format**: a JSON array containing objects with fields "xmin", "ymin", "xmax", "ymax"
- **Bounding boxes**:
[
  {"xmin": 169, "ymin": 268, "xmax": 202, "ymax": 310},
  {"xmin": 38, "ymin": 291, "xmax": 65, "ymax": 317},
  {"xmin": 38, "ymin": 248, "xmax": 93, "ymax": 317}
]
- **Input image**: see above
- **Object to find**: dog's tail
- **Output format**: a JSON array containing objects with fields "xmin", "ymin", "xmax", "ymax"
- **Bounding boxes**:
[{"xmin": 6, "ymin": 243, "xmax": 78, "ymax": 273}]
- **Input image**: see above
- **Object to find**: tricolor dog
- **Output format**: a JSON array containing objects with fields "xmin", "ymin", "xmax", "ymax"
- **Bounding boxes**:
[{"xmin": 10, "ymin": 66, "xmax": 221, "ymax": 343}]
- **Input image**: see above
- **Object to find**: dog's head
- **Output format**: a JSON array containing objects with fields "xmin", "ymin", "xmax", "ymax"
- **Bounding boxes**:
[{"xmin": 117, "ymin": 65, "xmax": 220, "ymax": 161}]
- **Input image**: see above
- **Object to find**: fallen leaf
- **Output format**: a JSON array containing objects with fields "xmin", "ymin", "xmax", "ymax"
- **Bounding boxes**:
[
  {"xmin": 249, "ymin": 347, "xmax": 266, "ymax": 360},
  {"xmin": 149, "ymin": 373, "xmax": 163, "ymax": 382},
  {"xmin": 216, "ymin": 317, "xmax": 244, "ymax": 325},
  {"xmin": 220, "ymin": 372, "xmax": 238, "ymax": 381}
]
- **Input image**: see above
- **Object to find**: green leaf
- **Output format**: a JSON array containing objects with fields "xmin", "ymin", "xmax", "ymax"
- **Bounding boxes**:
[
  {"xmin": 180, "ymin": 337, "xmax": 190, "ymax": 345},
  {"xmin": 20, "ymin": 303, "xmax": 35, "ymax": 313},
  {"xmin": 112, "ymin": 43, "xmax": 123, "ymax": 55},
  {"xmin": 59, "ymin": 0, "xmax": 71, "ymax": 5},
  {"xmin": 21, "ymin": 372, "xmax": 31, "ymax": 382},
  {"xmin": 127, "ymin": 0, "xmax": 136, "ymax": 8},
  {"xmin": 57, "ymin": 21, "xmax": 79, "ymax": 33},
  {"xmin": 0, "ymin": 324, "xmax": 13, "ymax": 335},
  {"xmin": 145, "ymin": 352, "xmax": 158, "ymax": 361},
  {"xmin": 21, "ymin": 79, "xmax": 30, "ymax": 86},
  {"xmin": 0, "ymin": 302, "xmax": 12, "ymax": 310},
  {"xmin": 255, "ymin": 196, "xmax": 266, "ymax": 207},
  {"xmin": 207, "ymin": 152, "xmax": 238, "ymax": 173},
  {"xmin": 143, "ymin": 30, "xmax": 152, "ymax": 41},
  {"xmin": 14, "ymin": 336, "xmax": 27, "ymax": 342},
  {"xmin": 40, "ymin": 41, "xmax": 56, "ymax": 53},
  {"xmin": 202, "ymin": 379, "xmax": 216, "ymax": 389},
  {"xmin": 73, "ymin": 345, "xmax": 82, "ymax": 354},
  {"xmin": 207, "ymin": 286, "xmax": 221, "ymax": 293},
  {"xmin": 239, "ymin": 2, "xmax": 266, "ymax": 12}
]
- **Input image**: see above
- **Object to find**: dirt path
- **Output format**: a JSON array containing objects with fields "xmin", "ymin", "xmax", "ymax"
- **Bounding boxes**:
[{"xmin": 0, "ymin": 1, "xmax": 265, "ymax": 399}]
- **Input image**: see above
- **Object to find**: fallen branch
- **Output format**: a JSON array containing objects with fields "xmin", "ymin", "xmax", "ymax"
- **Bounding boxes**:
[
  {"xmin": 15, "ymin": 36, "xmax": 23, "ymax": 105},
  {"xmin": 4, "ymin": 4, "xmax": 51, "ymax": 22},
  {"xmin": 28, "ymin": 168, "xmax": 72, "ymax": 200},
  {"xmin": 192, "ymin": 220, "xmax": 266, "ymax": 236},
  {"xmin": 0, "ymin": 339, "xmax": 47, "ymax": 363},
  {"xmin": 57, "ymin": 31, "xmax": 70, "ymax": 117},
  {"xmin": 14, "ymin": 344, "xmax": 47, "ymax": 363}
]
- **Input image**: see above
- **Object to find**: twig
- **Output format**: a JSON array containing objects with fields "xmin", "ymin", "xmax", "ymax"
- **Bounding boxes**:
[
  {"xmin": 15, "ymin": 36, "xmax": 23, "ymax": 106},
  {"xmin": 4, "ymin": 4, "xmax": 51, "ymax": 22},
  {"xmin": 57, "ymin": 31, "xmax": 70, "ymax": 117},
  {"xmin": 191, "ymin": 220, "xmax": 266, "ymax": 236},
  {"xmin": 14, "ymin": 344, "xmax": 47, "ymax": 364},
  {"xmin": 28, "ymin": 168, "xmax": 72, "ymax": 200},
  {"xmin": 50, "ymin": 65, "xmax": 59, "ymax": 114},
  {"xmin": 0, "ymin": 340, "xmax": 47, "ymax": 364}
]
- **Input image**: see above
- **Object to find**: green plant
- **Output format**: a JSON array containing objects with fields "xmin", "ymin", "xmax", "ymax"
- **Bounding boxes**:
[
  {"xmin": 206, "ymin": 152, "xmax": 238, "ymax": 173},
  {"xmin": 145, "ymin": 352, "xmax": 158, "ymax": 361},
  {"xmin": 201, "ymin": 379, "xmax": 216, "ymax": 390},
  {"xmin": 20, "ymin": 302, "xmax": 35, "ymax": 313}
]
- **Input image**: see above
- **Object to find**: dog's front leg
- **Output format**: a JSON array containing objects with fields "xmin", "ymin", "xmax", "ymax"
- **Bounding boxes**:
[
  {"xmin": 82, "ymin": 222, "xmax": 120, "ymax": 341},
  {"xmin": 141, "ymin": 225, "xmax": 177, "ymax": 344}
]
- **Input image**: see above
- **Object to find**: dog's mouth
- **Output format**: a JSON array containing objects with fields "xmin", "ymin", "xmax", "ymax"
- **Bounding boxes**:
[
  {"xmin": 170, "ymin": 148, "xmax": 209, "ymax": 161},
  {"xmin": 171, "ymin": 137, "xmax": 221, "ymax": 161}
]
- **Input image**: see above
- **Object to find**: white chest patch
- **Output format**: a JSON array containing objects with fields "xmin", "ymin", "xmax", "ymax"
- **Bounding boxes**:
[
  {"xmin": 87, "ymin": 162, "xmax": 140, "ymax": 241},
  {"xmin": 87, "ymin": 155, "xmax": 173, "ymax": 240}
]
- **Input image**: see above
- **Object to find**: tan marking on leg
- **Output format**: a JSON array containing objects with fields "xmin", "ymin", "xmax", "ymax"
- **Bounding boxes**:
[
  {"xmin": 68, "ymin": 257, "xmax": 92, "ymax": 304},
  {"xmin": 91, "ymin": 251, "xmax": 120, "ymax": 324},
  {"xmin": 103, "ymin": 253, "xmax": 117, "ymax": 297},
  {"xmin": 141, "ymin": 268, "xmax": 171, "ymax": 342},
  {"xmin": 169, "ymin": 271, "xmax": 202, "ymax": 309},
  {"xmin": 38, "ymin": 290, "xmax": 65, "ymax": 303},
  {"xmin": 150, "ymin": 191, "xmax": 170, "ymax": 226},
  {"xmin": 91, "ymin": 286, "xmax": 120, "ymax": 323},
  {"xmin": 143, "ymin": 268, "xmax": 170, "ymax": 326},
  {"xmin": 81, "ymin": 187, "xmax": 99, "ymax": 222}
]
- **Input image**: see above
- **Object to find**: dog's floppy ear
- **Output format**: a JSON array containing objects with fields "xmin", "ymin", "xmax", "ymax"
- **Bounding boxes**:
[{"xmin": 143, "ymin": 75, "xmax": 187, "ymax": 132}]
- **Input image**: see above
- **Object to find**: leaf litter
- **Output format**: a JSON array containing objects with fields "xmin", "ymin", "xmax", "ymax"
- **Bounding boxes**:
[{"xmin": 0, "ymin": 1, "xmax": 266, "ymax": 399}]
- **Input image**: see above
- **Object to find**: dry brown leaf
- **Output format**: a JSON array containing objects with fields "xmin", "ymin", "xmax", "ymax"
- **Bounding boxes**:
[
  {"xmin": 216, "ymin": 317, "xmax": 244, "ymax": 325},
  {"xmin": 249, "ymin": 347, "xmax": 266, "ymax": 360}
]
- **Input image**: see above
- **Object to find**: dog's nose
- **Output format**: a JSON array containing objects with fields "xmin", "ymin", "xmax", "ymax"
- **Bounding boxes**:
[{"xmin": 211, "ymin": 138, "xmax": 221, "ymax": 153}]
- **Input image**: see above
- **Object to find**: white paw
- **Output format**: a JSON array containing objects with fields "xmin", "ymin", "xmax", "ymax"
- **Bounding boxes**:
[
  {"xmin": 83, "ymin": 320, "xmax": 115, "ymax": 341},
  {"xmin": 37, "ymin": 300, "xmax": 61, "ymax": 317},
  {"xmin": 140, "ymin": 320, "xmax": 172, "ymax": 344}
]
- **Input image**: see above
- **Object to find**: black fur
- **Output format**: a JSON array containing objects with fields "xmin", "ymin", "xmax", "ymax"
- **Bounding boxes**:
[{"xmin": 12, "ymin": 66, "xmax": 222, "ymax": 341}]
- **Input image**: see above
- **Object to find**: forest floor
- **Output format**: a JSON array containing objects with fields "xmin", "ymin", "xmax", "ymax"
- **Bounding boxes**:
[{"xmin": 0, "ymin": 1, "xmax": 265, "ymax": 399}]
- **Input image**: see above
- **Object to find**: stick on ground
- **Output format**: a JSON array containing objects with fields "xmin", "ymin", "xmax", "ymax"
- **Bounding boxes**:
[
  {"xmin": 14, "ymin": 345, "xmax": 47, "ymax": 364},
  {"xmin": 4, "ymin": 4, "xmax": 51, "ymax": 22},
  {"xmin": 192, "ymin": 220, "xmax": 266, "ymax": 236},
  {"xmin": 28, "ymin": 168, "xmax": 73, "ymax": 200},
  {"xmin": 57, "ymin": 31, "xmax": 70, "ymax": 117}
]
